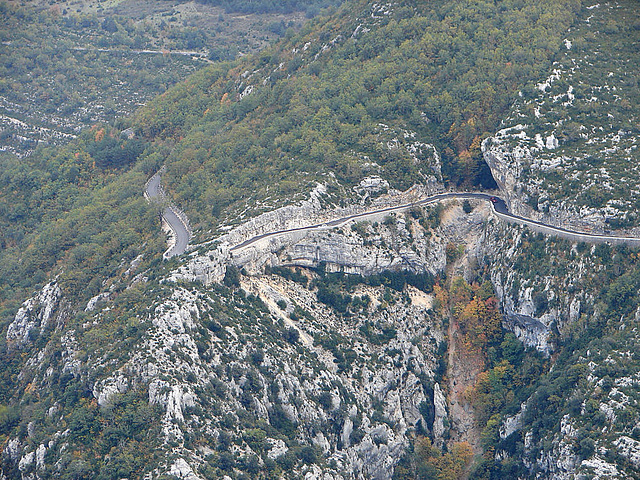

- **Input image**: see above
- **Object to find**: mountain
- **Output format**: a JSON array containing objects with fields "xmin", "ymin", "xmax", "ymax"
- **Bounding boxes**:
[
  {"xmin": 1, "ymin": 0, "xmax": 640, "ymax": 479},
  {"xmin": 484, "ymin": 0, "xmax": 640, "ymax": 233},
  {"xmin": 0, "ymin": 0, "xmax": 309, "ymax": 156}
]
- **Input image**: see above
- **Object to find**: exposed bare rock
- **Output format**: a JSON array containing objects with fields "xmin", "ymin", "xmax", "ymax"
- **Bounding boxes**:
[
  {"xmin": 169, "ymin": 458, "xmax": 203, "ymax": 480},
  {"xmin": 614, "ymin": 436, "xmax": 640, "ymax": 469},
  {"xmin": 4, "ymin": 438, "xmax": 21, "ymax": 463},
  {"xmin": 267, "ymin": 438, "xmax": 289, "ymax": 460},
  {"xmin": 500, "ymin": 403, "xmax": 526, "ymax": 439},
  {"xmin": 17, "ymin": 451, "xmax": 34, "ymax": 472},
  {"xmin": 432, "ymin": 383, "xmax": 448, "ymax": 447},
  {"xmin": 35, "ymin": 445, "xmax": 46, "ymax": 471},
  {"xmin": 93, "ymin": 374, "xmax": 129, "ymax": 407},
  {"xmin": 85, "ymin": 292, "xmax": 110, "ymax": 312},
  {"xmin": 6, "ymin": 282, "xmax": 61, "ymax": 347},
  {"xmin": 170, "ymin": 181, "xmax": 446, "ymax": 284}
]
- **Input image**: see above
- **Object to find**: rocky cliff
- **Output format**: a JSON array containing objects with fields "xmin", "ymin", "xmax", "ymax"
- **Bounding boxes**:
[
  {"xmin": 5, "ymin": 174, "xmax": 640, "ymax": 479},
  {"xmin": 2, "ymin": 176, "xmax": 512, "ymax": 479},
  {"xmin": 482, "ymin": 0, "xmax": 640, "ymax": 235}
]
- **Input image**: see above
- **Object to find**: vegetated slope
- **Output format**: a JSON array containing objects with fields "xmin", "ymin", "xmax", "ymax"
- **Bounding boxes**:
[
  {"xmin": 133, "ymin": 0, "xmax": 581, "ymax": 238},
  {"xmin": 8, "ymin": 1, "xmax": 638, "ymax": 479},
  {"xmin": 0, "ymin": 0, "xmax": 582, "ymax": 307},
  {"xmin": 483, "ymin": 0, "xmax": 640, "ymax": 232},
  {"xmin": 197, "ymin": 0, "xmax": 343, "ymax": 16},
  {"xmin": 0, "ymin": 124, "xmax": 164, "ymax": 312},
  {"xmin": 468, "ymin": 227, "xmax": 640, "ymax": 479},
  {"xmin": 0, "ymin": 0, "xmax": 307, "ymax": 156}
]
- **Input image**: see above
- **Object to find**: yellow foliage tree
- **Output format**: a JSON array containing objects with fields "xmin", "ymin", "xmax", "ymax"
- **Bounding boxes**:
[{"xmin": 413, "ymin": 437, "xmax": 473, "ymax": 480}]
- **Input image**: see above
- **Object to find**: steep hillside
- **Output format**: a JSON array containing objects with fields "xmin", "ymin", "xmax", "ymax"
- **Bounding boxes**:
[
  {"xmin": 0, "ymin": 0, "xmax": 308, "ymax": 156},
  {"xmin": 477, "ymin": 225, "xmax": 640, "ymax": 479},
  {"xmin": 133, "ymin": 0, "xmax": 581, "ymax": 237},
  {"xmin": 3, "ymin": 1, "xmax": 640, "ymax": 479},
  {"xmin": 483, "ymin": 0, "xmax": 640, "ymax": 233}
]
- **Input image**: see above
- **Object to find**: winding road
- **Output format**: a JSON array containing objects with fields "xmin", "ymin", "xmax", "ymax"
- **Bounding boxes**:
[
  {"xmin": 145, "ymin": 169, "xmax": 640, "ymax": 259},
  {"xmin": 229, "ymin": 192, "xmax": 640, "ymax": 252},
  {"xmin": 145, "ymin": 172, "xmax": 191, "ymax": 258}
]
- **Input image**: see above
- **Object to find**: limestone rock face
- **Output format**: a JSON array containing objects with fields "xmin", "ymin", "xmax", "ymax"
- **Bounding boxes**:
[
  {"xmin": 169, "ymin": 458, "xmax": 202, "ymax": 480},
  {"xmin": 228, "ymin": 190, "xmax": 489, "ymax": 279},
  {"xmin": 490, "ymin": 264, "xmax": 554, "ymax": 356},
  {"xmin": 482, "ymin": 222, "xmax": 594, "ymax": 357},
  {"xmin": 35, "ymin": 444, "xmax": 45, "ymax": 471},
  {"xmin": 500, "ymin": 403, "xmax": 526, "ymax": 439},
  {"xmin": 482, "ymin": 126, "xmax": 529, "ymax": 217},
  {"xmin": 170, "ymin": 181, "xmax": 447, "ymax": 285},
  {"xmin": 432, "ymin": 383, "xmax": 448, "ymax": 447},
  {"xmin": 267, "ymin": 439, "xmax": 289, "ymax": 460},
  {"xmin": 84, "ymin": 212, "xmax": 458, "ymax": 479},
  {"xmin": 4, "ymin": 438, "xmax": 21, "ymax": 462},
  {"xmin": 614, "ymin": 436, "xmax": 640, "ymax": 469},
  {"xmin": 6, "ymin": 282, "xmax": 61, "ymax": 347},
  {"xmin": 93, "ymin": 374, "xmax": 129, "ymax": 407},
  {"xmin": 481, "ymin": 3, "xmax": 640, "ymax": 237},
  {"xmin": 18, "ymin": 451, "xmax": 34, "ymax": 472},
  {"xmin": 505, "ymin": 313, "xmax": 551, "ymax": 355},
  {"xmin": 7, "ymin": 172, "xmax": 625, "ymax": 480}
]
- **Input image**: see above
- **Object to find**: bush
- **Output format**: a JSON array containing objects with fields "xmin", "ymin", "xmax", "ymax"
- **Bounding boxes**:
[
  {"xmin": 298, "ymin": 445, "xmax": 319, "ymax": 464},
  {"xmin": 283, "ymin": 327, "xmax": 299, "ymax": 344},
  {"xmin": 533, "ymin": 291, "xmax": 549, "ymax": 316},
  {"xmin": 318, "ymin": 392, "xmax": 333, "ymax": 410},
  {"xmin": 216, "ymin": 451, "xmax": 236, "ymax": 472},
  {"xmin": 223, "ymin": 265, "xmax": 241, "ymax": 287}
]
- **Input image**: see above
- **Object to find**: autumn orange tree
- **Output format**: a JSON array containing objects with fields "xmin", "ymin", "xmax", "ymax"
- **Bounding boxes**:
[
  {"xmin": 458, "ymin": 296, "xmax": 502, "ymax": 353},
  {"xmin": 395, "ymin": 437, "xmax": 473, "ymax": 480},
  {"xmin": 448, "ymin": 279, "xmax": 502, "ymax": 355}
]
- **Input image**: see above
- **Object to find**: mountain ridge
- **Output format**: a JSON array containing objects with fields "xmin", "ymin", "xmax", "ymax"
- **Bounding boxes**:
[{"xmin": 2, "ymin": 1, "xmax": 640, "ymax": 479}]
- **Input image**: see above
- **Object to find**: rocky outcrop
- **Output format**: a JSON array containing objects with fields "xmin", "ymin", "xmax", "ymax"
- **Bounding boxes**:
[
  {"xmin": 4, "ymin": 186, "xmax": 629, "ymax": 479},
  {"xmin": 169, "ymin": 181, "xmax": 446, "ymax": 285},
  {"xmin": 6, "ymin": 282, "xmax": 61, "ymax": 347},
  {"xmin": 93, "ymin": 374, "xmax": 129, "ymax": 407},
  {"xmin": 432, "ymin": 383, "xmax": 448, "ymax": 447},
  {"xmin": 499, "ymin": 403, "xmax": 526, "ymax": 440},
  {"xmin": 482, "ymin": 126, "xmax": 529, "ymax": 215},
  {"xmin": 481, "ymin": 221, "xmax": 600, "ymax": 356},
  {"xmin": 505, "ymin": 313, "xmax": 550, "ymax": 355},
  {"xmin": 614, "ymin": 436, "xmax": 640, "ymax": 469},
  {"xmin": 482, "ymin": 127, "xmax": 613, "ymax": 235},
  {"xmin": 482, "ymin": 0, "xmax": 640, "ymax": 236},
  {"xmin": 148, "ymin": 193, "xmax": 511, "ymax": 478},
  {"xmin": 88, "ymin": 226, "xmax": 455, "ymax": 479}
]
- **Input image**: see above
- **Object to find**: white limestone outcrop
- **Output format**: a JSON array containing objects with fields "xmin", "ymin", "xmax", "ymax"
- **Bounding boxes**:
[{"xmin": 6, "ymin": 282, "xmax": 61, "ymax": 347}]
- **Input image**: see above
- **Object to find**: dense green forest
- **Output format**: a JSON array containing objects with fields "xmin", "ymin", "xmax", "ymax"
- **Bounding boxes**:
[
  {"xmin": 198, "ymin": 0, "xmax": 343, "ymax": 16},
  {"xmin": 135, "ymin": 0, "xmax": 582, "ymax": 234}
]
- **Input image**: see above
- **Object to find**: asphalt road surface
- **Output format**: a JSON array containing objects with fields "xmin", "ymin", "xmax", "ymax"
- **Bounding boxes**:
[
  {"xmin": 144, "ymin": 169, "xmax": 639, "ymax": 258},
  {"xmin": 145, "ymin": 172, "xmax": 190, "ymax": 258},
  {"xmin": 229, "ymin": 192, "xmax": 640, "ymax": 252}
]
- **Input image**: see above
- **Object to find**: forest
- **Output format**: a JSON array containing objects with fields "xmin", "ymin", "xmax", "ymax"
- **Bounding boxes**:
[
  {"xmin": 133, "ymin": 0, "xmax": 582, "ymax": 236},
  {"xmin": 198, "ymin": 0, "xmax": 343, "ymax": 15},
  {"xmin": 4, "ymin": 1, "xmax": 640, "ymax": 478}
]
